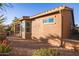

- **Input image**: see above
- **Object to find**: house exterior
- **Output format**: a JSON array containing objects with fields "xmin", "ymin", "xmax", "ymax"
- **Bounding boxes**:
[
  {"xmin": 11, "ymin": 19, "xmax": 20, "ymax": 36},
  {"xmin": 19, "ymin": 6, "xmax": 75, "ymax": 41}
]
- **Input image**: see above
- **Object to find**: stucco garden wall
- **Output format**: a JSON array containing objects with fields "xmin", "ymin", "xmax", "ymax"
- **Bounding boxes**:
[{"xmin": 48, "ymin": 38, "xmax": 79, "ymax": 49}]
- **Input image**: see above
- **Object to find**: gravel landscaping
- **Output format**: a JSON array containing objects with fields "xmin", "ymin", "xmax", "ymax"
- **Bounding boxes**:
[{"xmin": 7, "ymin": 36, "xmax": 79, "ymax": 56}]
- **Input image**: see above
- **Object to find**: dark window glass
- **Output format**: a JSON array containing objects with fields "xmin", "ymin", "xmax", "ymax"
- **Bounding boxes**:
[
  {"xmin": 26, "ymin": 22, "xmax": 30, "ymax": 27},
  {"xmin": 48, "ymin": 18, "xmax": 54, "ymax": 22},
  {"xmin": 43, "ymin": 18, "xmax": 55, "ymax": 24},
  {"xmin": 26, "ymin": 28, "xmax": 30, "ymax": 32}
]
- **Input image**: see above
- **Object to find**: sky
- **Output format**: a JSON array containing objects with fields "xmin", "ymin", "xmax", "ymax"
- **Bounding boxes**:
[{"xmin": 4, "ymin": 3, "xmax": 79, "ymax": 26}]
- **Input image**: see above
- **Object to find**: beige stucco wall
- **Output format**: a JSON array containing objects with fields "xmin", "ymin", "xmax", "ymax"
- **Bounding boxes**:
[
  {"xmin": 61, "ymin": 10, "xmax": 73, "ymax": 38},
  {"xmin": 19, "ymin": 6, "xmax": 74, "ymax": 41},
  {"xmin": 48, "ymin": 38, "xmax": 61, "ymax": 47},
  {"xmin": 48, "ymin": 39, "xmax": 79, "ymax": 49},
  {"xmin": 21, "ymin": 20, "xmax": 26, "ymax": 39},
  {"xmin": 20, "ymin": 19, "xmax": 32, "ymax": 39},
  {"xmin": 32, "ymin": 9, "xmax": 74, "ymax": 41},
  {"xmin": 32, "ymin": 12, "xmax": 62, "ymax": 41}
]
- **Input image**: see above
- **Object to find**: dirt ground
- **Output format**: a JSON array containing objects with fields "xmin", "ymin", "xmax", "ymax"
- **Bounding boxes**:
[{"xmin": 7, "ymin": 36, "xmax": 79, "ymax": 56}]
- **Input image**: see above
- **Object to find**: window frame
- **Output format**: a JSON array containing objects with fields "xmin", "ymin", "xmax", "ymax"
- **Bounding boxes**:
[
  {"xmin": 43, "ymin": 18, "xmax": 56, "ymax": 24},
  {"xmin": 26, "ymin": 22, "xmax": 31, "ymax": 27}
]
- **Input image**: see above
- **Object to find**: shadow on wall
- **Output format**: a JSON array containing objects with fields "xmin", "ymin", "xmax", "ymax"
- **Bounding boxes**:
[
  {"xmin": 32, "ymin": 34, "xmax": 60, "ymax": 42},
  {"xmin": 32, "ymin": 34, "xmax": 79, "ymax": 49},
  {"xmin": 32, "ymin": 34, "xmax": 66, "ymax": 48}
]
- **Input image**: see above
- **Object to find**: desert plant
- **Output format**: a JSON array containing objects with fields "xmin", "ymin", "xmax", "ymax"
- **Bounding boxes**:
[
  {"xmin": 32, "ymin": 48, "xmax": 60, "ymax": 56},
  {"xmin": 0, "ymin": 44, "xmax": 7, "ymax": 53},
  {"xmin": 0, "ymin": 34, "xmax": 6, "ymax": 41},
  {"xmin": 2, "ymin": 39, "xmax": 9, "ymax": 47},
  {"xmin": 4, "ymin": 46, "xmax": 11, "ymax": 53},
  {"xmin": 0, "ymin": 3, "xmax": 13, "ymax": 12},
  {"xmin": 0, "ymin": 44, "xmax": 11, "ymax": 53}
]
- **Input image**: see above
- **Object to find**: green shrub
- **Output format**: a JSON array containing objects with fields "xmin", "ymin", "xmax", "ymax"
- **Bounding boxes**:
[
  {"xmin": 0, "ymin": 45, "xmax": 11, "ymax": 53},
  {"xmin": 0, "ymin": 34, "xmax": 6, "ymax": 41},
  {"xmin": 32, "ymin": 48, "xmax": 60, "ymax": 56},
  {"xmin": 4, "ymin": 46, "xmax": 11, "ymax": 53},
  {"xmin": 0, "ymin": 45, "xmax": 4, "ymax": 53}
]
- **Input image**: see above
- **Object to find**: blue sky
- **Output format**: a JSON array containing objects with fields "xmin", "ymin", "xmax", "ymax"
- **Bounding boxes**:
[{"xmin": 4, "ymin": 3, "xmax": 79, "ymax": 26}]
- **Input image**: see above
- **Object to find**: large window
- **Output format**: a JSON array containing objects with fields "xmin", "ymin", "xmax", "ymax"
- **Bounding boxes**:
[
  {"xmin": 26, "ymin": 22, "xmax": 31, "ymax": 27},
  {"xmin": 26, "ymin": 22, "xmax": 31, "ymax": 32},
  {"xmin": 43, "ymin": 18, "xmax": 55, "ymax": 24}
]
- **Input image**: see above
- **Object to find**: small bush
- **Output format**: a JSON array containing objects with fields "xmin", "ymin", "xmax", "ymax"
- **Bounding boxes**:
[
  {"xmin": 32, "ymin": 48, "xmax": 60, "ymax": 56},
  {"xmin": 4, "ymin": 46, "xmax": 11, "ymax": 53},
  {"xmin": 0, "ymin": 45, "xmax": 11, "ymax": 53},
  {"xmin": 0, "ymin": 34, "xmax": 6, "ymax": 41}
]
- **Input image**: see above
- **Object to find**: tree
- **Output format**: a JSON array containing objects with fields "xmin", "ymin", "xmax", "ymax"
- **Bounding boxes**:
[
  {"xmin": 0, "ymin": 3, "xmax": 13, "ymax": 24},
  {"xmin": 0, "ymin": 15, "xmax": 6, "ymax": 33},
  {"xmin": 11, "ymin": 17, "xmax": 20, "ymax": 35},
  {"xmin": 0, "ymin": 15, "xmax": 6, "ymax": 25},
  {"xmin": 0, "ymin": 3, "xmax": 13, "ymax": 33},
  {"xmin": 0, "ymin": 3, "xmax": 13, "ymax": 11}
]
